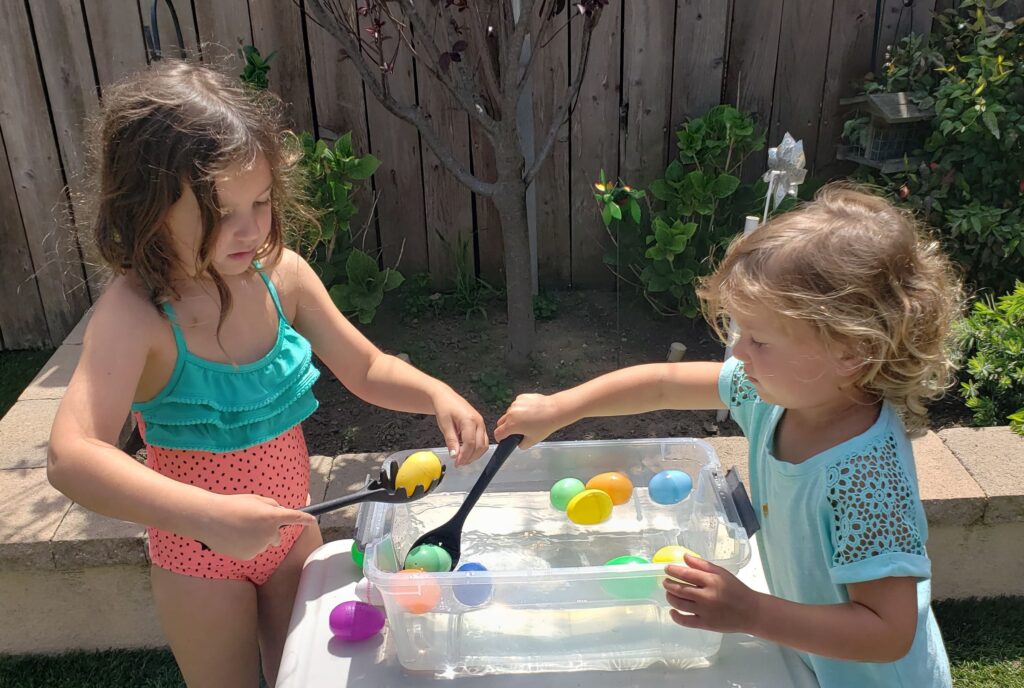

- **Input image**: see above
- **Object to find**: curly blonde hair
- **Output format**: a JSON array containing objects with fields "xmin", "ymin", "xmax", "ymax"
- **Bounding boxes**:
[{"xmin": 698, "ymin": 183, "xmax": 964, "ymax": 431}]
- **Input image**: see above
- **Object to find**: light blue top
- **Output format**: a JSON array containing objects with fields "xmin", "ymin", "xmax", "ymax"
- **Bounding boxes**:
[
  {"xmin": 131, "ymin": 267, "xmax": 320, "ymax": 452},
  {"xmin": 719, "ymin": 357, "xmax": 951, "ymax": 688}
]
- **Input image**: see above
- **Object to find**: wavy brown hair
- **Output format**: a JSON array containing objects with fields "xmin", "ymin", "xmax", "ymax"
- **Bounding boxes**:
[
  {"xmin": 88, "ymin": 60, "xmax": 314, "ymax": 330},
  {"xmin": 698, "ymin": 183, "xmax": 964, "ymax": 431}
]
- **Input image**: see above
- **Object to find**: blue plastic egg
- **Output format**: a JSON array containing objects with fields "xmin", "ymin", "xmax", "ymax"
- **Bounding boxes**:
[
  {"xmin": 648, "ymin": 470, "xmax": 693, "ymax": 505},
  {"xmin": 453, "ymin": 562, "xmax": 492, "ymax": 606}
]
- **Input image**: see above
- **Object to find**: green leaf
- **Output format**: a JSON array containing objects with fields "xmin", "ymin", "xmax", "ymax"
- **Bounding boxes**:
[
  {"xmin": 629, "ymin": 199, "xmax": 642, "ymax": 224},
  {"xmin": 601, "ymin": 203, "xmax": 613, "ymax": 226},
  {"xmin": 383, "ymin": 268, "xmax": 405, "ymax": 291},
  {"xmin": 609, "ymin": 202, "xmax": 623, "ymax": 221},
  {"xmin": 345, "ymin": 248, "xmax": 380, "ymax": 285},
  {"xmin": 982, "ymin": 109, "xmax": 1000, "ymax": 139},
  {"xmin": 710, "ymin": 174, "xmax": 740, "ymax": 198},
  {"xmin": 348, "ymin": 155, "xmax": 381, "ymax": 180},
  {"xmin": 649, "ymin": 179, "xmax": 672, "ymax": 201}
]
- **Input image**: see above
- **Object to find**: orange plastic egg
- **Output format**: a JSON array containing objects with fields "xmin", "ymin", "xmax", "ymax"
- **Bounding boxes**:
[
  {"xmin": 394, "ymin": 569, "xmax": 441, "ymax": 614},
  {"xmin": 586, "ymin": 471, "xmax": 633, "ymax": 505},
  {"xmin": 566, "ymin": 489, "xmax": 614, "ymax": 525}
]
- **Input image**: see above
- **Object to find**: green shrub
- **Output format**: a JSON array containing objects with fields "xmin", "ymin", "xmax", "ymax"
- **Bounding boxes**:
[{"xmin": 956, "ymin": 281, "xmax": 1024, "ymax": 434}]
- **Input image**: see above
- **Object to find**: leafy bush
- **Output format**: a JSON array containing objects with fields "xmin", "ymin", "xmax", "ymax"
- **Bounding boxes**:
[
  {"xmin": 849, "ymin": 1, "xmax": 1024, "ymax": 295},
  {"xmin": 600, "ymin": 105, "xmax": 783, "ymax": 317},
  {"xmin": 956, "ymin": 281, "xmax": 1024, "ymax": 434}
]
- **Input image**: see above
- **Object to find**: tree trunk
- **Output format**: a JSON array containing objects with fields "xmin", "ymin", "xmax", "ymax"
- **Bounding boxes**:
[{"xmin": 491, "ymin": 144, "xmax": 535, "ymax": 370}]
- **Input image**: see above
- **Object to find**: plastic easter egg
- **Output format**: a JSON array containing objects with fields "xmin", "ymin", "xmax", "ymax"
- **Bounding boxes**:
[
  {"xmin": 351, "ymin": 540, "xmax": 364, "ymax": 567},
  {"xmin": 601, "ymin": 555, "xmax": 656, "ymax": 599},
  {"xmin": 395, "ymin": 451, "xmax": 443, "ymax": 495},
  {"xmin": 354, "ymin": 577, "xmax": 385, "ymax": 606},
  {"xmin": 566, "ymin": 489, "xmax": 614, "ymax": 525},
  {"xmin": 648, "ymin": 470, "xmax": 693, "ymax": 505},
  {"xmin": 652, "ymin": 545, "xmax": 702, "ymax": 564},
  {"xmin": 405, "ymin": 544, "xmax": 453, "ymax": 572},
  {"xmin": 394, "ymin": 569, "xmax": 441, "ymax": 614},
  {"xmin": 453, "ymin": 562, "xmax": 492, "ymax": 607},
  {"xmin": 329, "ymin": 600, "xmax": 385, "ymax": 641},
  {"xmin": 550, "ymin": 477, "xmax": 586, "ymax": 511},
  {"xmin": 586, "ymin": 472, "xmax": 633, "ymax": 505}
]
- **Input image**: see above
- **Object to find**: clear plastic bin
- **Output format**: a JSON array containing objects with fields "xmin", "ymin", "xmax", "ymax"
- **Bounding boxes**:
[{"xmin": 357, "ymin": 438, "xmax": 751, "ymax": 676}]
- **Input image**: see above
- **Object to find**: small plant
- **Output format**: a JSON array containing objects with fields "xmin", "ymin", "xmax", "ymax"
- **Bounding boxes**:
[
  {"xmin": 956, "ymin": 281, "xmax": 1024, "ymax": 435},
  {"xmin": 533, "ymin": 291, "xmax": 558, "ymax": 320},
  {"xmin": 473, "ymin": 369, "xmax": 514, "ymax": 409},
  {"xmin": 602, "ymin": 105, "xmax": 777, "ymax": 318},
  {"xmin": 435, "ymin": 232, "xmax": 498, "ymax": 320},
  {"xmin": 238, "ymin": 45, "xmax": 275, "ymax": 90},
  {"xmin": 399, "ymin": 273, "xmax": 444, "ymax": 321}
]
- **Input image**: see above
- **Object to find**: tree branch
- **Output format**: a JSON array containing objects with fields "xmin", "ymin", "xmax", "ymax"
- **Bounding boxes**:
[
  {"xmin": 523, "ymin": 10, "xmax": 599, "ymax": 187},
  {"xmin": 304, "ymin": 0, "xmax": 494, "ymax": 196},
  {"xmin": 468, "ymin": 1, "xmax": 503, "ymax": 114},
  {"xmin": 503, "ymin": 0, "xmax": 538, "ymax": 104},
  {"xmin": 397, "ymin": 0, "xmax": 498, "ymax": 135}
]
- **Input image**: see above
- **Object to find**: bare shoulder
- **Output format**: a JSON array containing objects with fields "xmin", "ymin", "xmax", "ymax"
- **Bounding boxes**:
[
  {"xmin": 261, "ymin": 248, "xmax": 322, "ymax": 313},
  {"xmin": 86, "ymin": 275, "xmax": 163, "ymax": 348}
]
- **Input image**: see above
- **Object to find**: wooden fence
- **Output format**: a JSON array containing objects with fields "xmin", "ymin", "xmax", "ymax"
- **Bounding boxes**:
[{"xmin": 1, "ymin": 0, "xmax": 1021, "ymax": 349}]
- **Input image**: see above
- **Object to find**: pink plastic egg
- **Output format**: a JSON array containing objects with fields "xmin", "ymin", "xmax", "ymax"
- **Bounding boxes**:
[{"xmin": 329, "ymin": 600, "xmax": 385, "ymax": 641}]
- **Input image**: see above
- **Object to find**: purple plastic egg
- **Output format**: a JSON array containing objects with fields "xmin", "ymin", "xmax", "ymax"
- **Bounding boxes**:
[{"xmin": 329, "ymin": 600, "xmax": 385, "ymax": 642}]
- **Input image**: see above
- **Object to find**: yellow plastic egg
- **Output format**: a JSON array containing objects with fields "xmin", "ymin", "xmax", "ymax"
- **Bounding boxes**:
[
  {"xmin": 586, "ymin": 471, "xmax": 633, "ymax": 505},
  {"xmin": 395, "ymin": 451, "xmax": 443, "ymax": 494},
  {"xmin": 566, "ymin": 489, "xmax": 614, "ymax": 525},
  {"xmin": 652, "ymin": 545, "xmax": 702, "ymax": 564}
]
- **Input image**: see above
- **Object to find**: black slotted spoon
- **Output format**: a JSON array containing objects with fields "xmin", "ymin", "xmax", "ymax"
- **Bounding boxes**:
[{"xmin": 405, "ymin": 434, "xmax": 523, "ymax": 570}]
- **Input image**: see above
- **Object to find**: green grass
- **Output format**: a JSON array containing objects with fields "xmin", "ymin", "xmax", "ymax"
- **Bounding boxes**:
[
  {"xmin": 0, "ymin": 349, "xmax": 54, "ymax": 418},
  {"xmin": 937, "ymin": 596, "xmax": 1024, "ymax": 687},
  {"xmin": 0, "ymin": 599, "xmax": 1020, "ymax": 686}
]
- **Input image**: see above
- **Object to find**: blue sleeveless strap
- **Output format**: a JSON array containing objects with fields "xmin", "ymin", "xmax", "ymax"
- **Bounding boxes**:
[
  {"xmin": 255, "ymin": 264, "xmax": 286, "ymax": 320},
  {"xmin": 160, "ymin": 301, "xmax": 189, "ymax": 354}
]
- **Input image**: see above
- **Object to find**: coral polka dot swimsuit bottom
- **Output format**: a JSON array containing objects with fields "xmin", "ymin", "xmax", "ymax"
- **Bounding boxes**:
[
  {"xmin": 140, "ymin": 419, "xmax": 310, "ymax": 585},
  {"xmin": 130, "ymin": 264, "xmax": 320, "ymax": 585}
]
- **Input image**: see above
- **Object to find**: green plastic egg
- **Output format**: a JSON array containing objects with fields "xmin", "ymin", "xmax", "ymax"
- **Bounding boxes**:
[
  {"xmin": 351, "ymin": 540, "xmax": 364, "ymax": 567},
  {"xmin": 550, "ymin": 477, "xmax": 586, "ymax": 511},
  {"xmin": 404, "ymin": 544, "xmax": 453, "ymax": 572},
  {"xmin": 601, "ymin": 555, "xmax": 656, "ymax": 599}
]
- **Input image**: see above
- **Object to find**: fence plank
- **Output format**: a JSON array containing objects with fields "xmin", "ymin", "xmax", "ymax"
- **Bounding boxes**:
[
  {"xmin": 305, "ymin": 11, "xmax": 378, "ymax": 258},
  {"xmin": 418, "ymin": 10, "xmax": 474, "ymax": 288},
  {"xmin": 724, "ymin": 0, "xmax": 784, "ymax": 181},
  {"xmin": 533, "ymin": 16, "xmax": 571, "ymax": 288},
  {"xmin": 769, "ymin": 0, "xmax": 834, "ymax": 168},
  {"xmin": 470, "ymin": 124, "xmax": 504, "ymax": 286},
  {"xmin": 570, "ymin": 0, "xmax": 622, "ymax": 287},
  {"xmin": 671, "ymin": 0, "xmax": 731, "ymax": 127},
  {"xmin": 193, "ymin": 0, "xmax": 252, "ymax": 71},
  {"xmin": 82, "ymin": 0, "xmax": 149, "ymax": 86},
  {"xmin": 0, "ymin": 1, "xmax": 90, "ymax": 345},
  {"xmin": 816, "ymin": 0, "xmax": 876, "ymax": 174},
  {"xmin": 362, "ymin": 30, "xmax": 427, "ymax": 275},
  {"xmin": 29, "ymin": 0, "xmax": 104, "ymax": 300},
  {"xmin": 621, "ymin": 2, "xmax": 676, "ymax": 190},
  {"xmin": 0, "ymin": 131, "xmax": 50, "ymax": 349},
  {"xmin": 137, "ymin": 0, "xmax": 199, "ymax": 61},
  {"xmin": 249, "ymin": 0, "xmax": 315, "ymax": 133}
]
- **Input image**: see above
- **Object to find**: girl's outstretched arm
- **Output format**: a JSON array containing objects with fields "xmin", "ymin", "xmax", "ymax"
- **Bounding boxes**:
[
  {"xmin": 287, "ymin": 251, "xmax": 487, "ymax": 464},
  {"xmin": 47, "ymin": 280, "xmax": 315, "ymax": 560},
  {"xmin": 495, "ymin": 361, "xmax": 725, "ymax": 448},
  {"xmin": 664, "ymin": 555, "xmax": 918, "ymax": 662}
]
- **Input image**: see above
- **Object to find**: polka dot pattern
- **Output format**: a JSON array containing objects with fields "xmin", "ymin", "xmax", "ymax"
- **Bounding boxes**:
[{"xmin": 142, "ymin": 420, "xmax": 311, "ymax": 586}]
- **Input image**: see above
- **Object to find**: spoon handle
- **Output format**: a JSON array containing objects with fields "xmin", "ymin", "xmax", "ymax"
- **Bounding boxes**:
[
  {"xmin": 448, "ymin": 435, "xmax": 523, "ymax": 530},
  {"xmin": 299, "ymin": 489, "xmax": 374, "ymax": 516}
]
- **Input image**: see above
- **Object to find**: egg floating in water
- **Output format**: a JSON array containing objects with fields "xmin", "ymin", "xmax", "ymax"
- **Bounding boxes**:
[
  {"xmin": 602, "ymin": 555, "xmax": 656, "ymax": 599},
  {"xmin": 394, "ymin": 450, "xmax": 443, "ymax": 495},
  {"xmin": 566, "ymin": 489, "xmax": 613, "ymax": 525},
  {"xmin": 453, "ymin": 562, "xmax": 492, "ymax": 607},
  {"xmin": 328, "ymin": 600, "xmax": 385, "ymax": 641},
  {"xmin": 648, "ymin": 470, "xmax": 693, "ymax": 505},
  {"xmin": 394, "ymin": 569, "xmax": 442, "ymax": 614},
  {"xmin": 652, "ymin": 545, "xmax": 702, "ymax": 564},
  {"xmin": 550, "ymin": 477, "xmax": 586, "ymax": 511},
  {"xmin": 586, "ymin": 472, "xmax": 633, "ymax": 505},
  {"xmin": 404, "ymin": 544, "xmax": 453, "ymax": 572}
]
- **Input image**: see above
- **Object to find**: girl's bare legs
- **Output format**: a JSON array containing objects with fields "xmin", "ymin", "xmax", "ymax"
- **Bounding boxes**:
[
  {"xmin": 150, "ymin": 566, "xmax": 260, "ymax": 688},
  {"xmin": 256, "ymin": 523, "xmax": 324, "ymax": 686}
]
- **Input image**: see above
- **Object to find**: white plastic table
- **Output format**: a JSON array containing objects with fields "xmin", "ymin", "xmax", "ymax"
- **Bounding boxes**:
[{"xmin": 277, "ymin": 537, "xmax": 818, "ymax": 687}]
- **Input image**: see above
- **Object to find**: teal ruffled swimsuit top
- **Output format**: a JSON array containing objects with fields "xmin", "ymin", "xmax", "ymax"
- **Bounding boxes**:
[{"xmin": 131, "ymin": 266, "xmax": 320, "ymax": 453}]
